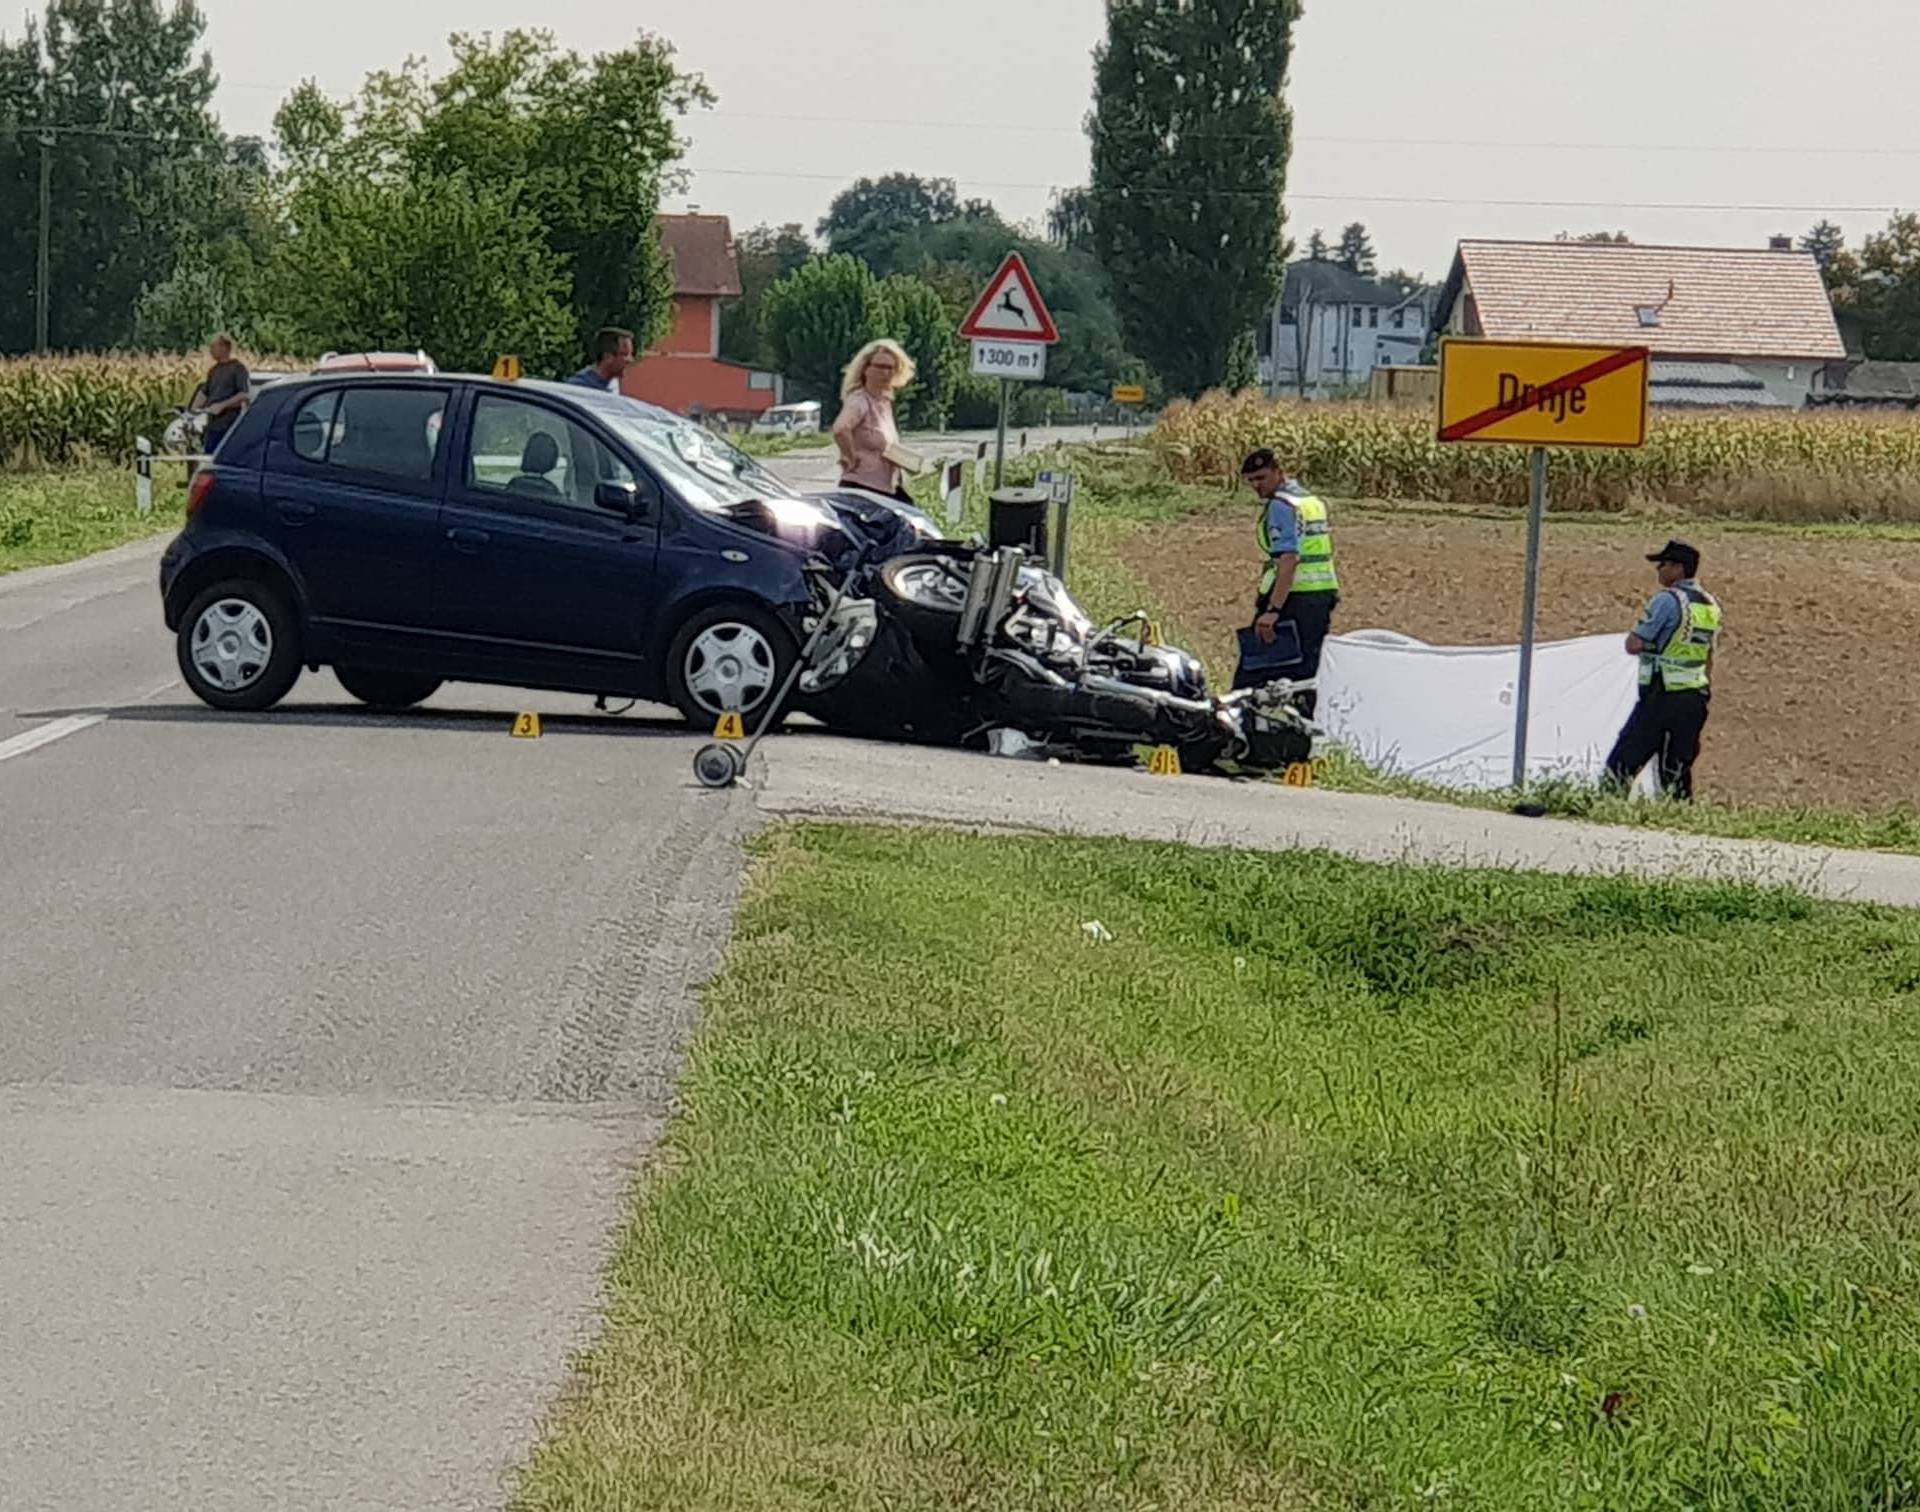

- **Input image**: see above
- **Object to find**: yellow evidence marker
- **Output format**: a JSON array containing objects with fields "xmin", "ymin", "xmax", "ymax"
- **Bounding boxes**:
[
  {"xmin": 511, "ymin": 711, "xmax": 543, "ymax": 739},
  {"xmin": 713, "ymin": 711, "xmax": 746, "ymax": 741},
  {"xmin": 491, "ymin": 354, "xmax": 523, "ymax": 381},
  {"xmin": 1282, "ymin": 761, "xmax": 1316, "ymax": 788},
  {"xmin": 1147, "ymin": 745, "xmax": 1182, "ymax": 777}
]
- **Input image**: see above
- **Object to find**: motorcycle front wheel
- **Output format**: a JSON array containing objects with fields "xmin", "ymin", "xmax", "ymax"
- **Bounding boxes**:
[{"xmin": 876, "ymin": 555, "xmax": 973, "ymax": 646}]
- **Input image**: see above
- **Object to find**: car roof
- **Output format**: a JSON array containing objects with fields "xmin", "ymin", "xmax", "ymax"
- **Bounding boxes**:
[{"xmin": 258, "ymin": 371, "xmax": 715, "ymax": 432}]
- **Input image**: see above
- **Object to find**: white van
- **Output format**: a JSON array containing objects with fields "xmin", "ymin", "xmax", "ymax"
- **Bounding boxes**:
[{"xmin": 750, "ymin": 401, "xmax": 821, "ymax": 436}]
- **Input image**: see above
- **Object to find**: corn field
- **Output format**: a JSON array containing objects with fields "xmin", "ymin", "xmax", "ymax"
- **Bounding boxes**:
[
  {"xmin": 0, "ymin": 353, "xmax": 303, "ymax": 469},
  {"xmin": 1152, "ymin": 392, "xmax": 1920, "ymax": 521}
]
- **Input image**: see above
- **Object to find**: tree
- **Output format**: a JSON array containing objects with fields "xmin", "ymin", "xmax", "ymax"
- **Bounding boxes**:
[
  {"xmin": 818, "ymin": 172, "xmax": 961, "ymax": 256},
  {"xmin": 1088, "ymin": 0, "xmax": 1301, "ymax": 397},
  {"xmin": 267, "ymin": 29, "xmax": 708, "ymax": 369},
  {"xmin": 1557, "ymin": 229, "xmax": 1631, "ymax": 244},
  {"xmin": 1801, "ymin": 219, "xmax": 1846, "ymax": 274},
  {"xmin": 1047, "ymin": 186, "xmax": 1094, "ymax": 252},
  {"xmin": 1827, "ymin": 213, "xmax": 1920, "ymax": 361},
  {"xmin": 762, "ymin": 254, "xmax": 887, "ymax": 406},
  {"xmin": 261, "ymin": 171, "xmax": 576, "ymax": 373},
  {"xmin": 1306, "ymin": 229, "xmax": 1328, "ymax": 262},
  {"xmin": 720, "ymin": 222, "xmax": 811, "ymax": 366},
  {"xmin": 1223, "ymin": 329, "xmax": 1259, "ymax": 392},
  {"xmin": 877, "ymin": 274, "xmax": 961, "ymax": 429},
  {"xmin": 1335, "ymin": 222, "xmax": 1376, "ymax": 276},
  {"xmin": 0, "ymin": 0, "xmax": 253, "ymax": 353}
]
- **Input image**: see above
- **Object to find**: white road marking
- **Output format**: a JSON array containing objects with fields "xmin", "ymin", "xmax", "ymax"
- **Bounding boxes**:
[{"xmin": 0, "ymin": 714, "xmax": 107, "ymax": 764}]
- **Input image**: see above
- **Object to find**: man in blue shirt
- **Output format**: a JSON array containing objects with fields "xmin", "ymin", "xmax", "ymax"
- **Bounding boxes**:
[
  {"xmin": 1233, "ymin": 448, "xmax": 1340, "ymax": 716},
  {"xmin": 565, "ymin": 327, "xmax": 635, "ymax": 392},
  {"xmin": 1603, "ymin": 538, "xmax": 1723, "ymax": 800}
]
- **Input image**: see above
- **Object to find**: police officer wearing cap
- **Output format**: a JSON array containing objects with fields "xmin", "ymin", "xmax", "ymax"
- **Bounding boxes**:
[
  {"xmin": 1603, "ymin": 539, "xmax": 1722, "ymax": 800},
  {"xmin": 1235, "ymin": 448, "xmax": 1339, "ymax": 715}
]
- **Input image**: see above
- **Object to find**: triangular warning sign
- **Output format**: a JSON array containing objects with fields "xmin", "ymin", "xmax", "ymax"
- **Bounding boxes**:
[{"xmin": 959, "ymin": 252, "xmax": 1059, "ymax": 343}]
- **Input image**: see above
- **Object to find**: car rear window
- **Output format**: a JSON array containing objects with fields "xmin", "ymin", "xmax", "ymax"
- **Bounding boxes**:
[{"xmin": 288, "ymin": 386, "xmax": 448, "ymax": 482}]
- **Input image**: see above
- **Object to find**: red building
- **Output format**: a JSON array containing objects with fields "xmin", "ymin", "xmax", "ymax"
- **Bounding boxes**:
[{"xmin": 620, "ymin": 215, "xmax": 784, "ymax": 423}]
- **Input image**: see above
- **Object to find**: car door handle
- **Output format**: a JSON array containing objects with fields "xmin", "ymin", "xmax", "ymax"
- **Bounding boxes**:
[
  {"xmin": 446, "ymin": 527, "xmax": 490, "ymax": 553},
  {"xmin": 278, "ymin": 501, "xmax": 317, "ymax": 523}
]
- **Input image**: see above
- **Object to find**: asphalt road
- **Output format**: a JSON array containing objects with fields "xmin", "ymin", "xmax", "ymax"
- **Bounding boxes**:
[
  {"xmin": 769, "ymin": 421, "xmax": 1115, "ymax": 490},
  {"xmin": 1, "ymin": 539, "xmax": 755, "ymax": 1509}
]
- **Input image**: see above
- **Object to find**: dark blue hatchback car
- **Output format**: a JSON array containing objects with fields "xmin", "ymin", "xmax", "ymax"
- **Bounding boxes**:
[{"xmin": 159, "ymin": 375, "xmax": 845, "ymax": 726}]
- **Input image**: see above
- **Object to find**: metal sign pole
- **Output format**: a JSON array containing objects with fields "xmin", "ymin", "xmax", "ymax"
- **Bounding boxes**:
[
  {"xmin": 1512, "ymin": 445, "xmax": 1548, "ymax": 790},
  {"xmin": 993, "ymin": 378, "xmax": 1010, "ymax": 488}
]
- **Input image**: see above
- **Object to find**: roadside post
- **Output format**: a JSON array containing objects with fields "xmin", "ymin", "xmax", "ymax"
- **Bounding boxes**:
[
  {"xmin": 959, "ymin": 253, "xmax": 1059, "ymax": 488},
  {"xmin": 1036, "ymin": 467, "xmax": 1076, "ymax": 582},
  {"xmin": 134, "ymin": 436, "xmax": 154, "ymax": 516},
  {"xmin": 940, "ymin": 457, "xmax": 967, "ymax": 528},
  {"xmin": 1436, "ymin": 338, "xmax": 1650, "ymax": 791}
]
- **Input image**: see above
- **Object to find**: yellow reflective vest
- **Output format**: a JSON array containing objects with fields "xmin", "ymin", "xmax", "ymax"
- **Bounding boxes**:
[{"xmin": 1258, "ymin": 491, "xmax": 1339, "ymax": 598}]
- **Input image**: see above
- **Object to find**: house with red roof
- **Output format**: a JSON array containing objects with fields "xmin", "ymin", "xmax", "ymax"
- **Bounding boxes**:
[
  {"xmin": 1430, "ymin": 238, "xmax": 1847, "ymax": 409},
  {"xmin": 620, "ymin": 214, "xmax": 785, "ymax": 423}
]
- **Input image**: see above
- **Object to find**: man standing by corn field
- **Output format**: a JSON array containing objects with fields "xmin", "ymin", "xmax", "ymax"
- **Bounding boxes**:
[
  {"xmin": 198, "ymin": 335, "xmax": 251, "ymax": 455},
  {"xmin": 1235, "ymin": 447, "xmax": 1339, "ymax": 717},
  {"xmin": 1603, "ymin": 539, "xmax": 1722, "ymax": 800}
]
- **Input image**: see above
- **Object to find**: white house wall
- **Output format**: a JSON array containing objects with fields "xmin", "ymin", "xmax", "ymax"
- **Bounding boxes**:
[{"xmin": 1263, "ymin": 300, "xmax": 1433, "ymax": 397}]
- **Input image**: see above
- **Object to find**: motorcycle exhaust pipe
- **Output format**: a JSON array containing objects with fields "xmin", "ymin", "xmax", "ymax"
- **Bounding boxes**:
[
  {"xmin": 956, "ymin": 554, "xmax": 995, "ymax": 649},
  {"xmin": 976, "ymin": 550, "xmax": 1023, "ymax": 647}
]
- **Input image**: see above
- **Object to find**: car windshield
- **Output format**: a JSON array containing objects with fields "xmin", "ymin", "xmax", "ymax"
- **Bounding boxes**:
[{"xmin": 597, "ymin": 410, "xmax": 796, "ymax": 512}]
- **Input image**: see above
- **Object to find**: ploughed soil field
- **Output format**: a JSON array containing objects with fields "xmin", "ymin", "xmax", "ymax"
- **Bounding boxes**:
[{"xmin": 1125, "ymin": 507, "xmax": 1920, "ymax": 811}]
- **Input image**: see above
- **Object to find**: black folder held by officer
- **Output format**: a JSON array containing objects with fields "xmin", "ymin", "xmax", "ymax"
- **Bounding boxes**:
[
  {"xmin": 1604, "ymin": 538, "xmax": 1723, "ymax": 801},
  {"xmin": 1234, "ymin": 448, "xmax": 1339, "ymax": 717}
]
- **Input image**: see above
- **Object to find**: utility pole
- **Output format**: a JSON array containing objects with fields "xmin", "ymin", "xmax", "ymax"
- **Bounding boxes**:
[{"xmin": 35, "ymin": 130, "xmax": 53, "ymax": 353}]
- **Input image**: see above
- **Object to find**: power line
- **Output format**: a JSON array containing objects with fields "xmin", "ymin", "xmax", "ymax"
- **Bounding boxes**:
[
  {"xmin": 6, "ymin": 120, "xmax": 1902, "ymax": 218},
  {"xmin": 24, "ymin": 94, "xmax": 1920, "ymax": 163},
  {"xmin": 686, "ymin": 164, "xmax": 1904, "ymax": 217},
  {"xmin": 691, "ymin": 106, "xmax": 1920, "ymax": 160}
]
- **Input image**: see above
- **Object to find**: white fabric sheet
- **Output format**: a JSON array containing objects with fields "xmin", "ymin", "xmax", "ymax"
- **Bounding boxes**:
[{"xmin": 1316, "ymin": 629, "xmax": 1658, "ymax": 795}]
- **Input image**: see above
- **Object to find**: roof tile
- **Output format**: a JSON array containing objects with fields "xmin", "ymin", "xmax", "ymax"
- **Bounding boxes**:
[
  {"xmin": 657, "ymin": 215, "xmax": 743, "ymax": 298},
  {"xmin": 1454, "ymin": 240, "xmax": 1845, "ymax": 360}
]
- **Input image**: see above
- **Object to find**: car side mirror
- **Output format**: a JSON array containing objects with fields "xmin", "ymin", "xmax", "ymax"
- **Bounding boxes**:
[{"xmin": 595, "ymin": 480, "xmax": 643, "ymax": 519}]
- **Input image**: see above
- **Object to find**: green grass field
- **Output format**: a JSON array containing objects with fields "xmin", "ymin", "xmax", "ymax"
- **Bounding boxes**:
[
  {"xmin": 0, "ymin": 466, "xmax": 181, "ymax": 575},
  {"xmin": 516, "ymin": 824, "xmax": 1920, "ymax": 1510}
]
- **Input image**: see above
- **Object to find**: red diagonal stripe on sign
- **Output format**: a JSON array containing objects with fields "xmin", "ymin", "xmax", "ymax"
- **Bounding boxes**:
[{"xmin": 1440, "ymin": 346, "xmax": 1648, "ymax": 443}]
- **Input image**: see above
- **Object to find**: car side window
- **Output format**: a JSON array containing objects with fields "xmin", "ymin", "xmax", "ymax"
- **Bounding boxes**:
[
  {"xmin": 290, "ymin": 391, "xmax": 339, "ymax": 462},
  {"xmin": 289, "ymin": 386, "xmax": 447, "ymax": 482},
  {"xmin": 465, "ymin": 394, "xmax": 635, "ymax": 512}
]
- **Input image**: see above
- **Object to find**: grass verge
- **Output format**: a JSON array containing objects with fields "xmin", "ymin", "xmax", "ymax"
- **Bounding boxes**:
[
  {"xmin": 516, "ymin": 824, "xmax": 1920, "ymax": 1510},
  {"xmin": 0, "ymin": 466, "xmax": 182, "ymax": 575}
]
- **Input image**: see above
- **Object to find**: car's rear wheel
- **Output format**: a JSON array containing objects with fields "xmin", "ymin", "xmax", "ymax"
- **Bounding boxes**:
[
  {"xmin": 334, "ymin": 666, "xmax": 442, "ymax": 710},
  {"xmin": 177, "ymin": 578, "xmax": 303, "ymax": 712},
  {"xmin": 664, "ymin": 602, "xmax": 797, "ymax": 733}
]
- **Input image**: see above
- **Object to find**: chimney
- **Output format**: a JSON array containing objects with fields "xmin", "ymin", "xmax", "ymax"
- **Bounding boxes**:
[{"xmin": 1768, "ymin": 235, "xmax": 1793, "ymax": 251}]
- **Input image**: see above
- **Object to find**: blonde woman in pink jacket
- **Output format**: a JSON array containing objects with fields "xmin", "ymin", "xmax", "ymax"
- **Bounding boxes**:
[{"xmin": 832, "ymin": 338, "xmax": 918, "ymax": 501}]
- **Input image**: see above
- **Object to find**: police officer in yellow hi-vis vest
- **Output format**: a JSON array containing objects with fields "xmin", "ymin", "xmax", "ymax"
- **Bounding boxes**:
[
  {"xmin": 1235, "ymin": 448, "xmax": 1339, "ymax": 716},
  {"xmin": 1604, "ymin": 538, "xmax": 1722, "ymax": 800}
]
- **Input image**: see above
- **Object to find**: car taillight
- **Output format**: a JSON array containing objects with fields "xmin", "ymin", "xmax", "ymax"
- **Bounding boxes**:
[{"xmin": 186, "ymin": 470, "xmax": 216, "ymax": 516}]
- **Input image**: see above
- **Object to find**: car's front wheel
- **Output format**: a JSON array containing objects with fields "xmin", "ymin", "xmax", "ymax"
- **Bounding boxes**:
[
  {"xmin": 334, "ymin": 666, "xmax": 442, "ymax": 710},
  {"xmin": 664, "ymin": 602, "xmax": 796, "ymax": 733},
  {"xmin": 177, "ymin": 578, "xmax": 303, "ymax": 712}
]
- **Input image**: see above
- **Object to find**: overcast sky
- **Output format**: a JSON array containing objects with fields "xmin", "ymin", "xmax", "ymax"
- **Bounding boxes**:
[{"xmin": 162, "ymin": 0, "xmax": 1920, "ymax": 280}]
